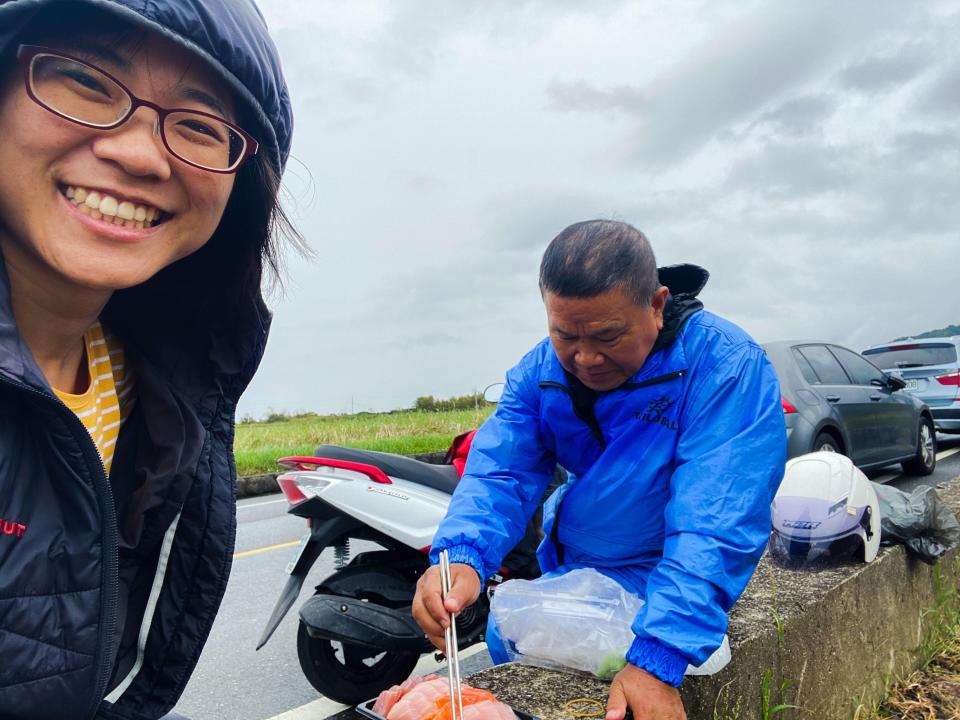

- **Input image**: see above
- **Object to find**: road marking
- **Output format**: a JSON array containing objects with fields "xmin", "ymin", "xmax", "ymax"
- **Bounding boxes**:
[
  {"xmin": 263, "ymin": 697, "xmax": 348, "ymax": 720},
  {"xmin": 262, "ymin": 644, "xmax": 490, "ymax": 720},
  {"xmin": 875, "ymin": 445, "xmax": 958, "ymax": 484},
  {"xmin": 233, "ymin": 540, "xmax": 300, "ymax": 559},
  {"xmin": 937, "ymin": 446, "xmax": 960, "ymax": 461},
  {"xmin": 238, "ymin": 497, "xmax": 287, "ymax": 510}
]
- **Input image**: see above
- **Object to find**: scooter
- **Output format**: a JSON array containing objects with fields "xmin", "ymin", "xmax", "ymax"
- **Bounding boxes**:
[{"xmin": 255, "ymin": 429, "xmax": 545, "ymax": 704}]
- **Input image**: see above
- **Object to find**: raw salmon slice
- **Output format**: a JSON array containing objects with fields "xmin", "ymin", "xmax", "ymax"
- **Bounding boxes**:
[
  {"xmin": 386, "ymin": 678, "xmax": 449, "ymax": 720},
  {"xmin": 374, "ymin": 674, "xmax": 440, "ymax": 716}
]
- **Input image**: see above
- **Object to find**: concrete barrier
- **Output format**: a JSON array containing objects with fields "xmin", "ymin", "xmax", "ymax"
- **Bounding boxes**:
[
  {"xmin": 469, "ymin": 478, "xmax": 960, "ymax": 720},
  {"xmin": 237, "ymin": 473, "xmax": 280, "ymax": 498},
  {"xmin": 687, "ymin": 490, "xmax": 960, "ymax": 719}
]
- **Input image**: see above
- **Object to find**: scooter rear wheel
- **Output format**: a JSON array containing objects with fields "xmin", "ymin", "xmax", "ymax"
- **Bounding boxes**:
[{"xmin": 296, "ymin": 621, "xmax": 419, "ymax": 704}]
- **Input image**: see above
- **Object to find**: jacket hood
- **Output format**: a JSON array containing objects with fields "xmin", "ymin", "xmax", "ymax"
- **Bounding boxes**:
[
  {"xmin": 658, "ymin": 263, "xmax": 709, "ymax": 298},
  {"xmin": 652, "ymin": 263, "xmax": 708, "ymax": 353},
  {"xmin": 0, "ymin": 0, "xmax": 293, "ymax": 173}
]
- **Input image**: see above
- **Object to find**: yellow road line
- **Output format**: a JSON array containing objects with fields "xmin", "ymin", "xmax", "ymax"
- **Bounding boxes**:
[
  {"xmin": 937, "ymin": 445, "xmax": 960, "ymax": 461},
  {"xmin": 233, "ymin": 540, "xmax": 300, "ymax": 559}
]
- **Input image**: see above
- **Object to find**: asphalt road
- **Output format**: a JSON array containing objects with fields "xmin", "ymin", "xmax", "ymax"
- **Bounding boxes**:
[{"xmin": 173, "ymin": 435, "xmax": 960, "ymax": 720}]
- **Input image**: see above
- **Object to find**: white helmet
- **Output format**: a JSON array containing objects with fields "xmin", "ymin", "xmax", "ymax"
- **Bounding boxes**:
[{"xmin": 769, "ymin": 451, "xmax": 881, "ymax": 564}]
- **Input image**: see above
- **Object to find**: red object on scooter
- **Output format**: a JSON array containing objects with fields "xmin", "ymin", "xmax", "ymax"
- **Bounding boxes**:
[{"xmin": 444, "ymin": 430, "xmax": 476, "ymax": 477}]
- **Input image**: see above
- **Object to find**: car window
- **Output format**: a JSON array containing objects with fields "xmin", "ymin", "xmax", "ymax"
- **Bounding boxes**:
[
  {"xmin": 796, "ymin": 345, "xmax": 850, "ymax": 385},
  {"xmin": 830, "ymin": 346, "xmax": 886, "ymax": 387},
  {"xmin": 791, "ymin": 349, "xmax": 820, "ymax": 385},
  {"xmin": 862, "ymin": 343, "xmax": 958, "ymax": 369}
]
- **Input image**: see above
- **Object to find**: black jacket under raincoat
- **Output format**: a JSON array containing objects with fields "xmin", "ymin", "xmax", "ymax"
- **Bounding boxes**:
[{"xmin": 0, "ymin": 0, "xmax": 292, "ymax": 717}]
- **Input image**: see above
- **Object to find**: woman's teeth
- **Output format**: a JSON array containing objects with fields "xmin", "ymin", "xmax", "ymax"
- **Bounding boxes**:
[{"xmin": 64, "ymin": 186, "xmax": 163, "ymax": 228}]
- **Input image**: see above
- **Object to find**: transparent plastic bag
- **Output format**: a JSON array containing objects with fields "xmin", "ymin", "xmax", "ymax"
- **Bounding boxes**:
[
  {"xmin": 873, "ymin": 481, "xmax": 960, "ymax": 565},
  {"xmin": 489, "ymin": 568, "xmax": 730, "ymax": 680}
]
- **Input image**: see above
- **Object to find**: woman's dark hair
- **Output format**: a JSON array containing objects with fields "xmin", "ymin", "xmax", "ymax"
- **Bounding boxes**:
[
  {"xmin": 103, "ymin": 111, "xmax": 306, "ymax": 359},
  {"xmin": 539, "ymin": 219, "xmax": 659, "ymax": 306}
]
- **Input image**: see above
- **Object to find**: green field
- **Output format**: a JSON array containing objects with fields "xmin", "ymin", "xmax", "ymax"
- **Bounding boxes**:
[{"xmin": 234, "ymin": 407, "xmax": 496, "ymax": 476}]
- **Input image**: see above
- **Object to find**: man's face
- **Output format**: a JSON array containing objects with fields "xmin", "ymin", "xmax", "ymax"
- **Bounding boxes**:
[{"xmin": 545, "ymin": 286, "xmax": 669, "ymax": 391}]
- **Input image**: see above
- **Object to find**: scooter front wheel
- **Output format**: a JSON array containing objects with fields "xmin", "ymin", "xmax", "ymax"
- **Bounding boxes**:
[{"xmin": 296, "ymin": 621, "xmax": 420, "ymax": 704}]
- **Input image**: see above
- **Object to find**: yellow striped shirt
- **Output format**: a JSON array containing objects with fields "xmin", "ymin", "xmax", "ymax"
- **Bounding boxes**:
[{"xmin": 53, "ymin": 321, "xmax": 135, "ymax": 475}]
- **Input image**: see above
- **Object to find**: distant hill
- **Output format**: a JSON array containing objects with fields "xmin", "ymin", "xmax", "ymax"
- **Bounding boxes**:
[{"xmin": 894, "ymin": 324, "xmax": 960, "ymax": 341}]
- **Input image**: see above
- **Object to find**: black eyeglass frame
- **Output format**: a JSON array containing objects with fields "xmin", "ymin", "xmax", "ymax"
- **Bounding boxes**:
[{"xmin": 16, "ymin": 44, "xmax": 259, "ymax": 174}]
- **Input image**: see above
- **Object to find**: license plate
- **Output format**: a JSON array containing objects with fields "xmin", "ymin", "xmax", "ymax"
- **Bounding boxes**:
[
  {"xmin": 285, "ymin": 533, "xmax": 312, "ymax": 575},
  {"xmin": 905, "ymin": 379, "xmax": 919, "ymax": 391}
]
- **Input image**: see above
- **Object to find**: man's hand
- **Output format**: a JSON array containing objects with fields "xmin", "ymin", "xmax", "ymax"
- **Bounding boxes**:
[
  {"xmin": 605, "ymin": 664, "xmax": 686, "ymax": 720},
  {"xmin": 411, "ymin": 562, "xmax": 481, "ymax": 652}
]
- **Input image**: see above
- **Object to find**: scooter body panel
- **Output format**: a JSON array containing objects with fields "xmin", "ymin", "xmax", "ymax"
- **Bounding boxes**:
[
  {"xmin": 256, "ymin": 512, "xmax": 359, "ymax": 649},
  {"xmin": 299, "ymin": 594, "xmax": 431, "ymax": 653},
  {"xmin": 281, "ymin": 467, "xmax": 452, "ymax": 550}
]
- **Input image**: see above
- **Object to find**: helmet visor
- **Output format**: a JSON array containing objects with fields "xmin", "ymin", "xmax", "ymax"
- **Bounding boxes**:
[
  {"xmin": 768, "ymin": 530, "xmax": 864, "ymax": 566},
  {"xmin": 769, "ymin": 495, "xmax": 872, "ymax": 567}
]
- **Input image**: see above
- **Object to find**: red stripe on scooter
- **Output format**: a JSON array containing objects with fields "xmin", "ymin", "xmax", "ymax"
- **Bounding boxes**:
[{"xmin": 277, "ymin": 456, "xmax": 393, "ymax": 484}]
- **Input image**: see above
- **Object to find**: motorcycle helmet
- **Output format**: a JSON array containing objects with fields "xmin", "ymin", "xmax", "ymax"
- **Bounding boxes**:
[{"xmin": 769, "ymin": 451, "xmax": 881, "ymax": 565}]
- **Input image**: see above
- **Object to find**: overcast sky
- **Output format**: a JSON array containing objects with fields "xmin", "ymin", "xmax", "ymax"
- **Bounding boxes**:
[{"xmin": 238, "ymin": 0, "xmax": 960, "ymax": 419}]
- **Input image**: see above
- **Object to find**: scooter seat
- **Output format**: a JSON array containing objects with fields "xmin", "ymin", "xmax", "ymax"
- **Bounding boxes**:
[{"xmin": 313, "ymin": 445, "xmax": 461, "ymax": 495}]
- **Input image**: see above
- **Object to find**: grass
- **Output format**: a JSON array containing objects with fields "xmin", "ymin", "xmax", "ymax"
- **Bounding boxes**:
[
  {"xmin": 863, "ymin": 641, "xmax": 960, "ymax": 719},
  {"xmin": 233, "ymin": 407, "xmax": 496, "ymax": 476},
  {"xmin": 855, "ymin": 559, "xmax": 960, "ymax": 720},
  {"xmin": 760, "ymin": 670, "xmax": 796, "ymax": 720}
]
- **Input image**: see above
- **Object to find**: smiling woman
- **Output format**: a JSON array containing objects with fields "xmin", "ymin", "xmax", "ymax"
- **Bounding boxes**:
[{"xmin": 0, "ymin": 1, "xmax": 300, "ymax": 719}]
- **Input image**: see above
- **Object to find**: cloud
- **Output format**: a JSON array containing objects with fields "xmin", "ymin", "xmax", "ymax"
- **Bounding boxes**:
[
  {"xmin": 728, "ymin": 140, "xmax": 854, "ymax": 199},
  {"xmin": 745, "ymin": 94, "xmax": 837, "ymax": 138},
  {"xmin": 545, "ymin": 80, "xmax": 646, "ymax": 115},
  {"xmin": 837, "ymin": 47, "xmax": 932, "ymax": 94},
  {"xmin": 916, "ymin": 58, "xmax": 960, "ymax": 116},
  {"xmin": 887, "ymin": 128, "xmax": 960, "ymax": 166},
  {"xmin": 235, "ymin": 0, "xmax": 960, "ymax": 419},
  {"xmin": 537, "ymin": 2, "xmax": 904, "ymax": 167}
]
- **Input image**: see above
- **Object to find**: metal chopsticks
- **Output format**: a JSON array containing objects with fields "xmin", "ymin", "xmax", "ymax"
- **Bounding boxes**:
[{"xmin": 439, "ymin": 550, "xmax": 464, "ymax": 720}]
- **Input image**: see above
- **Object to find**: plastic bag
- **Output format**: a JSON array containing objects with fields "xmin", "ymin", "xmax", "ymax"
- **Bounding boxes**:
[
  {"xmin": 489, "ymin": 567, "xmax": 730, "ymax": 680},
  {"xmin": 873, "ymin": 481, "xmax": 960, "ymax": 565}
]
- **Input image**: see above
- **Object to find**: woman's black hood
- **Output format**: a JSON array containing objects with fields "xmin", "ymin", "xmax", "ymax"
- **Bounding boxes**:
[
  {"xmin": 0, "ymin": 0, "xmax": 295, "ymax": 406},
  {"xmin": 0, "ymin": 0, "xmax": 293, "ymax": 174}
]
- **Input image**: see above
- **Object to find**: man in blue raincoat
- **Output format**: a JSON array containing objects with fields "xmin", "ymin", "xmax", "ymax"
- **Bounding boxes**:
[{"xmin": 413, "ymin": 220, "xmax": 786, "ymax": 720}]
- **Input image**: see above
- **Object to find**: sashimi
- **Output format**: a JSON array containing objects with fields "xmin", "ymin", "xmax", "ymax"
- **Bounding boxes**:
[
  {"xmin": 373, "ymin": 674, "xmax": 516, "ymax": 720},
  {"xmin": 386, "ymin": 677, "xmax": 449, "ymax": 720},
  {"xmin": 374, "ymin": 674, "xmax": 439, "ymax": 716},
  {"xmin": 427, "ymin": 688, "xmax": 498, "ymax": 720},
  {"xmin": 373, "ymin": 687, "xmax": 402, "ymax": 717},
  {"xmin": 460, "ymin": 700, "xmax": 518, "ymax": 720}
]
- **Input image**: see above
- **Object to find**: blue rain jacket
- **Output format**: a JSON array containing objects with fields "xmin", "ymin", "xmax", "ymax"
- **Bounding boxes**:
[{"xmin": 431, "ymin": 266, "xmax": 786, "ymax": 686}]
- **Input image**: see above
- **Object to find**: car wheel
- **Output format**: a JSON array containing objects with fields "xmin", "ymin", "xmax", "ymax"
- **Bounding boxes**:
[
  {"xmin": 811, "ymin": 431, "xmax": 842, "ymax": 454},
  {"xmin": 901, "ymin": 417, "xmax": 937, "ymax": 476}
]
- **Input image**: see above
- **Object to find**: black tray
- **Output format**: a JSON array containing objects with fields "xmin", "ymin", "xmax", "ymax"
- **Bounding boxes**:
[{"xmin": 356, "ymin": 697, "xmax": 539, "ymax": 720}]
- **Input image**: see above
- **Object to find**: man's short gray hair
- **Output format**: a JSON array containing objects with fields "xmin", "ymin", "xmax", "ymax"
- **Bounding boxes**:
[{"xmin": 538, "ymin": 220, "xmax": 659, "ymax": 306}]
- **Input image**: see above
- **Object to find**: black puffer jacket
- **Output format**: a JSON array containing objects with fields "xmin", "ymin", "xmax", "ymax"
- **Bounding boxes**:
[{"xmin": 0, "ymin": 1, "xmax": 292, "ymax": 718}]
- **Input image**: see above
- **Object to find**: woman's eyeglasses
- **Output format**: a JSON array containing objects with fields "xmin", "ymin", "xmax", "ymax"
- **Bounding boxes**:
[{"xmin": 17, "ymin": 44, "xmax": 258, "ymax": 174}]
